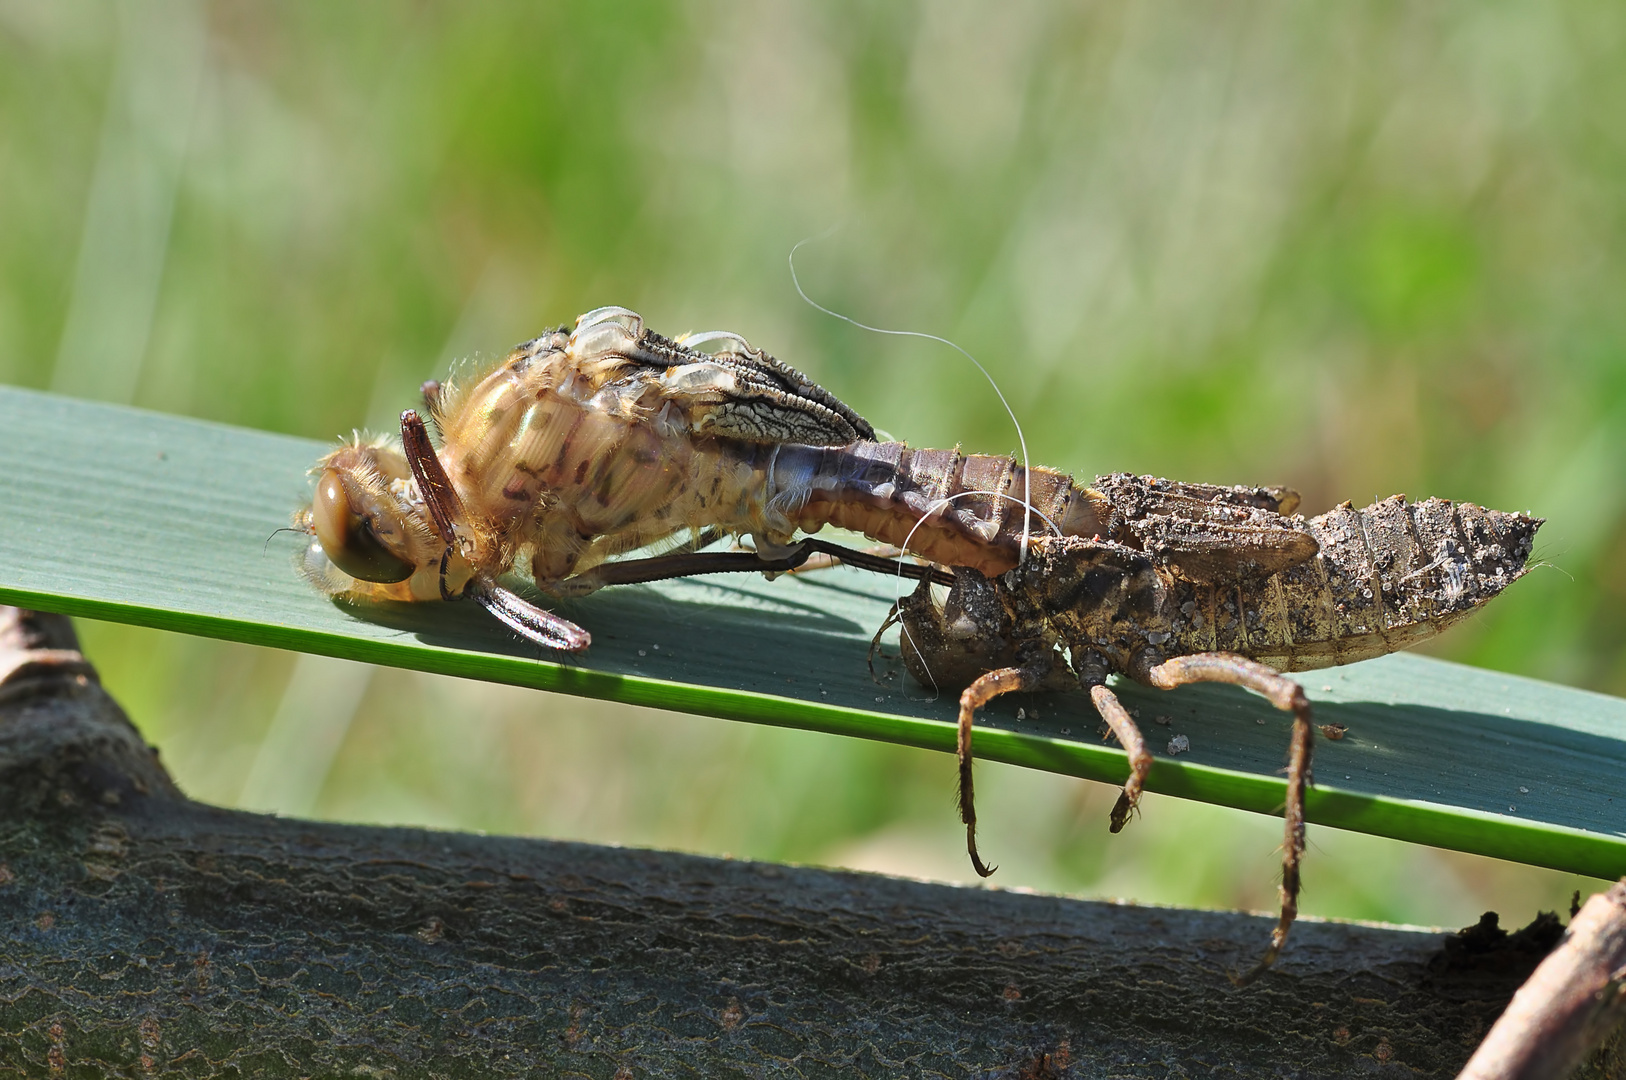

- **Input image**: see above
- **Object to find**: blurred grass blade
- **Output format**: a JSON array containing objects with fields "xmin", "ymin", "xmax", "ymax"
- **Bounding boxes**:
[{"xmin": 3, "ymin": 385, "xmax": 1624, "ymax": 881}]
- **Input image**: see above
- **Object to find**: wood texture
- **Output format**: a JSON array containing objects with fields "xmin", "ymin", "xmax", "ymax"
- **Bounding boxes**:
[{"xmin": 2, "ymin": 607, "xmax": 1622, "ymax": 1078}]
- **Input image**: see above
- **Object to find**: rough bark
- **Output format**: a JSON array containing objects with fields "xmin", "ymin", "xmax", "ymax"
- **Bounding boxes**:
[{"xmin": 0, "ymin": 607, "xmax": 1621, "ymax": 1079}]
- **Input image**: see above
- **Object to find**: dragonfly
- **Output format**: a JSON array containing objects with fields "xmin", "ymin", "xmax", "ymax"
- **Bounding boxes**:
[
  {"xmin": 297, "ymin": 306, "xmax": 1541, "ymax": 980},
  {"xmin": 296, "ymin": 305, "xmax": 1085, "ymax": 646}
]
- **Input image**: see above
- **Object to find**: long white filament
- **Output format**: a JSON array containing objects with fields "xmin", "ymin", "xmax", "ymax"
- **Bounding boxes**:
[{"xmin": 788, "ymin": 233, "xmax": 1037, "ymax": 566}]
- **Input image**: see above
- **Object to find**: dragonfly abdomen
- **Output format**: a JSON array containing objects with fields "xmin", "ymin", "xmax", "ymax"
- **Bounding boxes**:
[{"xmin": 767, "ymin": 441, "xmax": 1100, "ymax": 575}]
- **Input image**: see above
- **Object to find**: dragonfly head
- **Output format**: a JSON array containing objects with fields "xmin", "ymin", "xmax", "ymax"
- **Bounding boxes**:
[{"xmin": 300, "ymin": 440, "xmax": 423, "ymax": 586}]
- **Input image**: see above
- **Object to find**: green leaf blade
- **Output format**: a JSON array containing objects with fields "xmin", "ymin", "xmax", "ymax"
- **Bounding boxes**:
[{"xmin": 3, "ymin": 386, "xmax": 1623, "ymax": 880}]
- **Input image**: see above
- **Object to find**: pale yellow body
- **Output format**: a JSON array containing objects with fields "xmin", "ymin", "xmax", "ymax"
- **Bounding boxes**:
[
  {"xmin": 297, "ymin": 308, "xmax": 880, "ymax": 607},
  {"xmin": 433, "ymin": 322, "xmax": 787, "ymax": 586}
]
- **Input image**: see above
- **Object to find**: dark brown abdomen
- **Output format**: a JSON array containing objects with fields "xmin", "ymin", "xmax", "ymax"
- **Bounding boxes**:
[{"xmin": 779, "ymin": 442, "xmax": 1099, "ymax": 575}]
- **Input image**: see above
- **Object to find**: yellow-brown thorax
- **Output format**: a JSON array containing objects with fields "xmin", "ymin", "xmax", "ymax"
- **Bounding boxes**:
[{"xmin": 436, "ymin": 327, "xmax": 803, "ymax": 586}]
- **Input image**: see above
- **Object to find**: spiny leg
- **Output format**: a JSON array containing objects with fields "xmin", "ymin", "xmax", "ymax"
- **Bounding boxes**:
[
  {"xmin": 956, "ymin": 657, "xmax": 1050, "ymax": 878},
  {"xmin": 866, "ymin": 600, "xmax": 905, "ymax": 682},
  {"xmin": 1088, "ymin": 683, "xmax": 1155, "ymax": 833},
  {"xmin": 1136, "ymin": 651, "xmax": 1313, "ymax": 985}
]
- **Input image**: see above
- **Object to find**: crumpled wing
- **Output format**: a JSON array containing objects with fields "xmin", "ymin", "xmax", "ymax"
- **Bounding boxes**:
[
  {"xmin": 560, "ymin": 307, "xmax": 874, "ymax": 446},
  {"xmin": 587, "ymin": 315, "xmax": 874, "ymax": 446},
  {"xmin": 652, "ymin": 349, "xmax": 873, "ymax": 445}
]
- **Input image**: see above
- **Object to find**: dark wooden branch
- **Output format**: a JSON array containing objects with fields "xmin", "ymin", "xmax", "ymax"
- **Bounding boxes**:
[{"xmin": 1, "ymin": 606, "xmax": 1622, "ymax": 1078}]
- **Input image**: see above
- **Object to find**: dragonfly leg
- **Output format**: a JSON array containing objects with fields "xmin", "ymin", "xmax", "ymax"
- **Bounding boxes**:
[
  {"xmin": 796, "ymin": 540, "xmax": 953, "ymax": 585},
  {"xmin": 558, "ymin": 540, "xmax": 951, "ymax": 593},
  {"xmin": 1087, "ymin": 683, "xmax": 1155, "ymax": 833},
  {"xmin": 399, "ymin": 409, "xmax": 465, "ymax": 544},
  {"xmin": 1134, "ymin": 651, "xmax": 1313, "ymax": 986},
  {"xmin": 401, "ymin": 409, "xmax": 594, "ymax": 652},
  {"xmin": 469, "ymin": 578, "xmax": 592, "ymax": 653},
  {"xmin": 785, "ymin": 543, "xmax": 906, "ymax": 575},
  {"xmin": 866, "ymin": 600, "xmax": 905, "ymax": 682},
  {"xmin": 955, "ymin": 651, "xmax": 1054, "ymax": 878}
]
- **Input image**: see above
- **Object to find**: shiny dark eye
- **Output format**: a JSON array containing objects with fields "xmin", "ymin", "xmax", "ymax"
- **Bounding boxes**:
[{"xmin": 311, "ymin": 469, "xmax": 415, "ymax": 583}]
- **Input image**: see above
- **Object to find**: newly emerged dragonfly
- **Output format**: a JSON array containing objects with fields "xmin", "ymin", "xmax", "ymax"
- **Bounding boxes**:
[
  {"xmin": 297, "ymin": 306, "xmax": 1541, "ymax": 979},
  {"xmin": 296, "ymin": 306, "xmax": 1089, "ymax": 646}
]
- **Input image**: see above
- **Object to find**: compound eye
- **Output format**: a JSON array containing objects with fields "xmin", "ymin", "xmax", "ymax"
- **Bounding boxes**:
[{"xmin": 311, "ymin": 468, "xmax": 415, "ymax": 583}]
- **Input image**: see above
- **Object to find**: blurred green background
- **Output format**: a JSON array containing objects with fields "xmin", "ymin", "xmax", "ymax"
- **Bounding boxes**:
[{"xmin": 3, "ymin": 2, "xmax": 1622, "ymax": 928}]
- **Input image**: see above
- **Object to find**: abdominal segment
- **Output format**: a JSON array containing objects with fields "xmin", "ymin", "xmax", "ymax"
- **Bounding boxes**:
[{"xmin": 772, "ymin": 442, "xmax": 1100, "ymax": 575}]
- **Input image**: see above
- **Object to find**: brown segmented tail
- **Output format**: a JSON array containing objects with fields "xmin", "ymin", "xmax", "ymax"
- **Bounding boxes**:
[
  {"xmin": 771, "ymin": 442, "xmax": 1102, "ymax": 575},
  {"xmin": 1203, "ymin": 496, "xmax": 1543, "ymax": 671}
]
